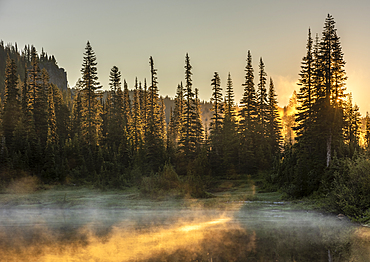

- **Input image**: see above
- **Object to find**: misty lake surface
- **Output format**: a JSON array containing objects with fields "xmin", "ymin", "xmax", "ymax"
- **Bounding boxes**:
[{"xmin": 1, "ymin": 200, "xmax": 369, "ymax": 261}]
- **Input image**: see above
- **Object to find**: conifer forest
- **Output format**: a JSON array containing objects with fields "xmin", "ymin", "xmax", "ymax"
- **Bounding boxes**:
[{"xmin": 1, "ymin": 14, "xmax": 370, "ymax": 222}]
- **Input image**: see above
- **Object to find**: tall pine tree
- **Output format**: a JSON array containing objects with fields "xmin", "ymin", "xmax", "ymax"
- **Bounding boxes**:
[
  {"xmin": 80, "ymin": 41, "xmax": 102, "ymax": 146},
  {"xmin": 179, "ymin": 54, "xmax": 197, "ymax": 158},
  {"xmin": 239, "ymin": 51, "xmax": 258, "ymax": 173},
  {"xmin": 266, "ymin": 78, "xmax": 281, "ymax": 157},
  {"xmin": 2, "ymin": 56, "xmax": 21, "ymax": 149}
]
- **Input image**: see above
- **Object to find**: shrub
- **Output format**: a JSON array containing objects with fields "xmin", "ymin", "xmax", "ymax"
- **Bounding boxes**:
[
  {"xmin": 328, "ymin": 155, "xmax": 370, "ymax": 222},
  {"xmin": 6, "ymin": 175, "xmax": 40, "ymax": 194},
  {"xmin": 140, "ymin": 163, "xmax": 182, "ymax": 197}
]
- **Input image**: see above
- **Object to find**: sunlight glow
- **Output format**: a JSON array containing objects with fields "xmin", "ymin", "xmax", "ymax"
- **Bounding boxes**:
[
  {"xmin": 179, "ymin": 218, "xmax": 231, "ymax": 232},
  {"xmin": 0, "ymin": 217, "xmax": 233, "ymax": 262}
]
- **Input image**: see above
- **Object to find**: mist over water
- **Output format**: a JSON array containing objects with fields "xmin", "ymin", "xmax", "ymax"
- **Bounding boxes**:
[{"xmin": 1, "ymin": 203, "xmax": 369, "ymax": 261}]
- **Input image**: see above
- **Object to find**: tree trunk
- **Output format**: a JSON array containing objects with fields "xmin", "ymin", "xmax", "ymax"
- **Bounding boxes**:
[{"xmin": 326, "ymin": 133, "xmax": 332, "ymax": 167}]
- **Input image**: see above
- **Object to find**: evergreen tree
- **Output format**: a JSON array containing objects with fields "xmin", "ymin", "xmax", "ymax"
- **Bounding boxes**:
[
  {"xmin": 2, "ymin": 56, "xmax": 20, "ymax": 149},
  {"xmin": 209, "ymin": 72, "xmax": 224, "ymax": 176},
  {"xmin": 131, "ymin": 78, "xmax": 143, "ymax": 153},
  {"xmin": 28, "ymin": 46, "xmax": 40, "ymax": 109},
  {"xmin": 101, "ymin": 95, "xmax": 109, "ymax": 144},
  {"xmin": 46, "ymin": 81, "xmax": 58, "ymax": 146},
  {"xmin": 79, "ymin": 41, "xmax": 102, "ymax": 146},
  {"xmin": 168, "ymin": 107, "xmax": 176, "ymax": 149},
  {"xmin": 266, "ymin": 78, "xmax": 281, "ymax": 157},
  {"xmin": 343, "ymin": 93, "xmax": 361, "ymax": 156},
  {"xmin": 279, "ymin": 14, "xmax": 348, "ymax": 197},
  {"xmin": 318, "ymin": 14, "xmax": 347, "ymax": 166},
  {"xmin": 109, "ymin": 66, "xmax": 121, "ymax": 93},
  {"xmin": 145, "ymin": 56, "xmax": 164, "ymax": 170},
  {"xmin": 14, "ymin": 53, "xmax": 37, "ymax": 153},
  {"xmin": 159, "ymin": 97, "xmax": 167, "ymax": 143},
  {"xmin": 239, "ymin": 50, "xmax": 258, "ymax": 173},
  {"xmin": 224, "ymin": 73, "xmax": 235, "ymax": 121},
  {"xmin": 34, "ymin": 68, "xmax": 50, "ymax": 148},
  {"xmin": 21, "ymin": 70, "xmax": 29, "ymax": 114},
  {"xmin": 115, "ymin": 87, "xmax": 125, "ymax": 141},
  {"xmin": 51, "ymin": 84, "xmax": 69, "ymax": 144},
  {"xmin": 295, "ymin": 29, "xmax": 315, "ymax": 139},
  {"xmin": 106, "ymin": 65, "xmax": 121, "ymax": 143},
  {"xmin": 256, "ymin": 57, "xmax": 268, "ymax": 138},
  {"xmin": 221, "ymin": 73, "xmax": 239, "ymax": 174},
  {"xmin": 141, "ymin": 79, "xmax": 148, "ymax": 139},
  {"xmin": 210, "ymin": 72, "xmax": 223, "ymax": 134},
  {"xmin": 194, "ymin": 88, "xmax": 204, "ymax": 153},
  {"xmin": 170, "ymin": 82, "xmax": 185, "ymax": 146},
  {"xmin": 71, "ymin": 87, "xmax": 83, "ymax": 140},
  {"xmin": 123, "ymin": 79, "xmax": 131, "ymax": 134},
  {"xmin": 106, "ymin": 66, "xmax": 124, "ymax": 147},
  {"xmin": 365, "ymin": 112, "xmax": 370, "ymax": 154},
  {"xmin": 255, "ymin": 57, "xmax": 269, "ymax": 169},
  {"xmin": 179, "ymin": 53, "xmax": 197, "ymax": 158}
]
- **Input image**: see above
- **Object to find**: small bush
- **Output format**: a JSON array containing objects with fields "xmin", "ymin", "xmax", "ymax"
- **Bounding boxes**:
[
  {"xmin": 184, "ymin": 169, "xmax": 207, "ymax": 198},
  {"xmin": 6, "ymin": 175, "xmax": 40, "ymax": 194},
  {"xmin": 328, "ymin": 155, "xmax": 370, "ymax": 222},
  {"xmin": 140, "ymin": 163, "xmax": 182, "ymax": 197}
]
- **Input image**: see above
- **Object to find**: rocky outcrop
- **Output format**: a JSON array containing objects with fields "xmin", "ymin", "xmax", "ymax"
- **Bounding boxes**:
[{"xmin": 40, "ymin": 61, "xmax": 68, "ymax": 90}]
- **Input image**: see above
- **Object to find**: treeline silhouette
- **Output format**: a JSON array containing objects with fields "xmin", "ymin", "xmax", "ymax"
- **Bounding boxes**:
[
  {"xmin": 0, "ymin": 40, "xmax": 281, "ymax": 194},
  {"xmin": 1, "ymin": 15, "xmax": 370, "ymax": 220}
]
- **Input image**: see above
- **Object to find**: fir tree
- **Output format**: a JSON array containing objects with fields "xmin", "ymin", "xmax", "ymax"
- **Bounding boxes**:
[
  {"xmin": 239, "ymin": 50, "xmax": 258, "ymax": 173},
  {"xmin": 365, "ymin": 112, "xmax": 370, "ymax": 154},
  {"xmin": 71, "ymin": 87, "xmax": 83, "ymax": 140},
  {"xmin": 51, "ymin": 84, "xmax": 69, "ymax": 144},
  {"xmin": 210, "ymin": 72, "xmax": 223, "ymax": 134},
  {"xmin": 318, "ymin": 14, "xmax": 347, "ymax": 166},
  {"xmin": 266, "ymin": 78, "xmax": 281, "ymax": 156},
  {"xmin": 209, "ymin": 72, "xmax": 224, "ymax": 176},
  {"xmin": 194, "ymin": 88, "xmax": 204, "ymax": 153},
  {"xmin": 141, "ymin": 79, "xmax": 148, "ymax": 139},
  {"xmin": 257, "ymin": 57, "xmax": 268, "ymax": 138},
  {"xmin": 123, "ymin": 79, "xmax": 131, "ymax": 134},
  {"xmin": 221, "ymin": 73, "xmax": 239, "ymax": 174},
  {"xmin": 28, "ymin": 46, "xmax": 40, "ymax": 108},
  {"xmin": 80, "ymin": 41, "xmax": 102, "ymax": 146},
  {"xmin": 168, "ymin": 107, "xmax": 176, "ymax": 149},
  {"xmin": 279, "ymin": 14, "xmax": 348, "ymax": 197},
  {"xmin": 224, "ymin": 73, "xmax": 235, "ymax": 121},
  {"xmin": 255, "ymin": 57, "xmax": 270, "ymax": 169},
  {"xmin": 131, "ymin": 78, "xmax": 143, "ymax": 153},
  {"xmin": 295, "ymin": 29, "xmax": 315, "ymax": 139},
  {"xmin": 34, "ymin": 68, "xmax": 50, "ymax": 148},
  {"xmin": 2, "ymin": 56, "xmax": 20, "ymax": 149},
  {"xmin": 21, "ymin": 70, "xmax": 29, "ymax": 114},
  {"xmin": 171, "ymin": 82, "xmax": 185, "ymax": 145},
  {"xmin": 47, "ymin": 81, "xmax": 58, "ymax": 146},
  {"xmin": 145, "ymin": 56, "xmax": 164, "ymax": 170},
  {"xmin": 107, "ymin": 66, "xmax": 125, "ymax": 148},
  {"xmin": 109, "ymin": 66, "xmax": 121, "ymax": 93},
  {"xmin": 179, "ymin": 53, "xmax": 197, "ymax": 158},
  {"xmin": 343, "ymin": 93, "xmax": 361, "ymax": 156},
  {"xmin": 159, "ymin": 97, "xmax": 167, "ymax": 143}
]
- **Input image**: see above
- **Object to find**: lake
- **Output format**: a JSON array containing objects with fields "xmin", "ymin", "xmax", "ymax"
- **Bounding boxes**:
[{"xmin": 1, "ymin": 201, "xmax": 369, "ymax": 261}]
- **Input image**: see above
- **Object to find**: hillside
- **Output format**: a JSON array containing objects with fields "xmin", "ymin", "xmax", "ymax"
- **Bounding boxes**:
[{"xmin": 0, "ymin": 41, "xmax": 68, "ymax": 96}]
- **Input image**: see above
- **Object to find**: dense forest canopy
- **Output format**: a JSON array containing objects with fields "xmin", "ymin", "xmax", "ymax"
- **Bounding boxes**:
[{"xmin": 1, "ymin": 14, "xmax": 370, "ymax": 221}]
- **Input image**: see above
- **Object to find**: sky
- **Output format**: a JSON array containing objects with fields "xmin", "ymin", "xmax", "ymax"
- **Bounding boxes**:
[{"xmin": 0, "ymin": 0, "xmax": 370, "ymax": 113}]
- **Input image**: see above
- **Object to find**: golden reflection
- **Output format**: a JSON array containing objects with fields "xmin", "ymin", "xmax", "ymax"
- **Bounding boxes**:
[
  {"xmin": 179, "ymin": 218, "xmax": 230, "ymax": 232},
  {"xmin": 0, "ymin": 217, "xmax": 236, "ymax": 262}
]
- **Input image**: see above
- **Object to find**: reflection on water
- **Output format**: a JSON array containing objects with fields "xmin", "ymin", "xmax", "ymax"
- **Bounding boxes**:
[{"xmin": 0, "ymin": 207, "xmax": 369, "ymax": 261}]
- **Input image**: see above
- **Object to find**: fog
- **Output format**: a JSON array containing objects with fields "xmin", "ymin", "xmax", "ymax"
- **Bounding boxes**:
[{"xmin": 1, "ymin": 203, "xmax": 369, "ymax": 261}]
